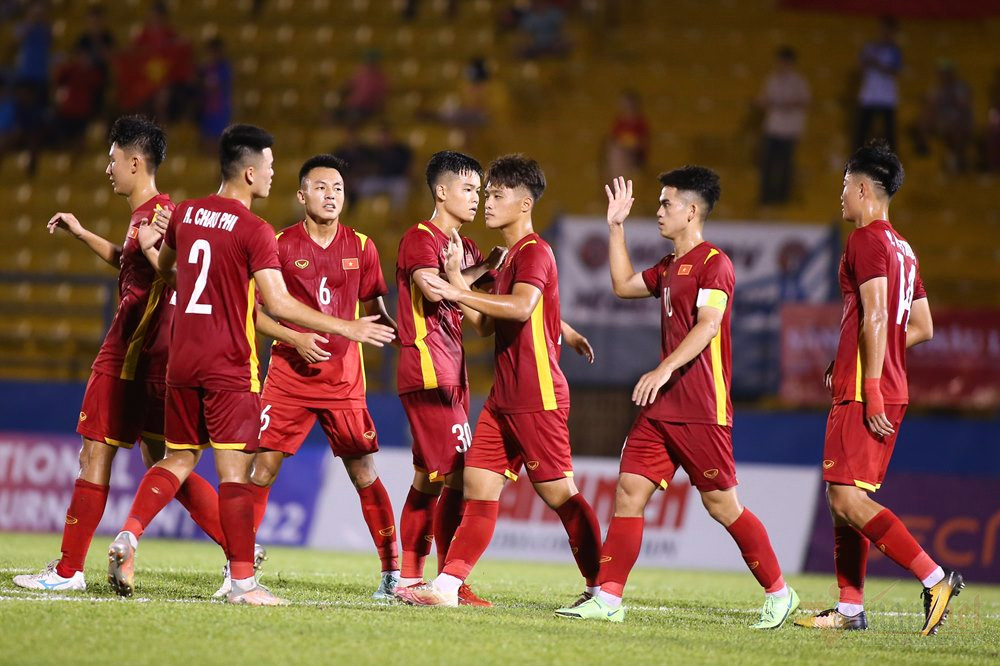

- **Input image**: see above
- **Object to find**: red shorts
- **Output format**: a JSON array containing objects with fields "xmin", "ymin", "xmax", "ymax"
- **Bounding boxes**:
[
  {"xmin": 620, "ymin": 414, "xmax": 737, "ymax": 492},
  {"xmin": 823, "ymin": 401, "xmax": 906, "ymax": 492},
  {"xmin": 400, "ymin": 386, "xmax": 470, "ymax": 482},
  {"xmin": 77, "ymin": 370, "xmax": 166, "ymax": 448},
  {"xmin": 465, "ymin": 407, "xmax": 573, "ymax": 484},
  {"xmin": 259, "ymin": 397, "xmax": 379, "ymax": 458},
  {"xmin": 164, "ymin": 386, "xmax": 261, "ymax": 452}
]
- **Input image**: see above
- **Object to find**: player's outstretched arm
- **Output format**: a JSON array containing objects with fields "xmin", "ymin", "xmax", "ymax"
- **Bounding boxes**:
[
  {"xmin": 364, "ymin": 296, "xmax": 401, "ymax": 348},
  {"xmin": 255, "ymin": 308, "xmax": 331, "ymax": 364},
  {"xmin": 858, "ymin": 276, "xmax": 893, "ymax": 436},
  {"xmin": 905, "ymin": 296, "xmax": 933, "ymax": 348},
  {"xmin": 255, "ymin": 268, "xmax": 395, "ymax": 347},
  {"xmin": 632, "ymin": 304, "xmax": 722, "ymax": 406},
  {"xmin": 47, "ymin": 212, "xmax": 122, "ymax": 268},
  {"xmin": 561, "ymin": 320, "xmax": 594, "ymax": 363},
  {"xmin": 440, "ymin": 231, "xmax": 495, "ymax": 335},
  {"xmin": 425, "ymin": 273, "xmax": 540, "ymax": 323},
  {"xmin": 156, "ymin": 243, "xmax": 178, "ymax": 288},
  {"xmin": 605, "ymin": 178, "xmax": 651, "ymax": 299}
]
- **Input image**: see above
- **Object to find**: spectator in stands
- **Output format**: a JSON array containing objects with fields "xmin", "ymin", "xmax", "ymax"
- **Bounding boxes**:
[
  {"xmin": 756, "ymin": 47, "xmax": 810, "ymax": 205},
  {"xmin": 6, "ymin": 5, "xmax": 51, "ymax": 175},
  {"xmin": 198, "ymin": 37, "xmax": 233, "ymax": 151},
  {"xmin": 855, "ymin": 16, "xmax": 902, "ymax": 151},
  {"xmin": 603, "ymin": 89, "xmax": 650, "ymax": 183},
  {"xmin": 518, "ymin": 0, "xmax": 571, "ymax": 60},
  {"xmin": 355, "ymin": 124, "xmax": 413, "ymax": 215},
  {"xmin": 333, "ymin": 128, "xmax": 376, "ymax": 206},
  {"xmin": 426, "ymin": 57, "xmax": 510, "ymax": 151},
  {"xmin": 120, "ymin": 1, "xmax": 195, "ymax": 122},
  {"xmin": 52, "ymin": 43, "xmax": 104, "ymax": 146},
  {"xmin": 73, "ymin": 5, "xmax": 115, "ymax": 113},
  {"xmin": 912, "ymin": 60, "xmax": 974, "ymax": 173},
  {"xmin": 336, "ymin": 49, "xmax": 389, "ymax": 127}
]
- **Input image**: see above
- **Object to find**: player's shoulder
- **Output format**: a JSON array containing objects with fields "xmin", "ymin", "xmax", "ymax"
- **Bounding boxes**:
[
  {"xmin": 698, "ymin": 242, "xmax": 733, "ymax": 269},
  {"xmin": 339, "ymin": 224, "xmax": 375, "ymax": 251},
  {"xmin": 274, "ymin": 220, "xmax": 304, "ymax": 245},
  {"xmin": 517, "ymin": 233, "xmax": 553, "ymax": 257}
]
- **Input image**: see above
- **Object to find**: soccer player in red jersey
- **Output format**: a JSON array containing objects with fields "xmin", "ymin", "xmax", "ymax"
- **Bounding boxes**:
[
  {"xmin": 794, "ymin": 141, "xmax": 962, "ymax": 636},
  {"xmin": 394, "ymin": 151, "xmax": 506, "ymax": 605},
  {"xmin": 396, "ymin": 154, "xmax": 601, "ymax": 608},
  {"xmin": 242, "ymin": 154, "xmax": 401, "ymax": 600},
  {"xmin": 555, "ymin": 169, "xmax": 798, "ymax": 627},
  {"xmin": 13, "ymin": 116, "xmax": 227, "ymax": 592},
  {"xmin": 106, "ymin": 125, "xmax": 394, "ymax": 605}
]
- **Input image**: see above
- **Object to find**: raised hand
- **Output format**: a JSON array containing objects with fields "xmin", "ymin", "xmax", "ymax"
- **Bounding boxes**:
[
  {"xmin": 632, "ymin": 363, "xmax": 672, "ymax": 406},
  {"xmin": 343, "ymin": 315, "xmax": 396, "ymax": 347},
  {"xmin": 424, "ymin": 273, "xmax": 463, "ymax": 302},
  {"xmin": 47, "ymin": 212, "xmax": 84, "ymax": 237},
  {"xmin": 823, "ymin": 360, "xmax": 834, "ymax": 395},
  {"xmin": 292, "ymin": 331, "xmax": 331, "ymax": 364},
  {"xmin": 150, "ymin": 204, "xmax": 171, "ymax": 234},
  {"xmin": 444, "ymin": 228, "xmax": 464, "ymax": 276},
  {"xmin": 137, "ymin": 217, "xmax": 164, "ymax": 252},
  {"xmin": 485, "ymin": 245, "xmax": 508, "ymax": 271},
  {"xmin": 605, "ymin": 176, "xmax": 635, "ymax": 228}
]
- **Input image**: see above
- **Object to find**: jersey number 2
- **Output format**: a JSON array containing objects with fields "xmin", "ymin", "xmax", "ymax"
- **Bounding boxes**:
[{"xmin": 185, "ymin": 239, "xmax": 212, "ymax": 315}]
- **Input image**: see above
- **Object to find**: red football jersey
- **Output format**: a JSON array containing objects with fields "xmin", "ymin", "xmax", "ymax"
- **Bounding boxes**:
[
  {"xmin": 164, "ymin": 194, "xmax": 280, "ymax": 392},
  {"xmin": 485, "ymin": 233, "xmax": 569, "ymax": 414},
  {"xmin": 263, "ymin": 221, "xmax": 388, "ymax": 407},
  {"xmin": 91, "ymin": 193, "xmax": 175, "ymax": 383},
  {"xmin": 395, "ymin": 221, "xmax": 483, "ymax": 394},
  {"xmin": 831, "ymin": 219, "xmax": 926, "ymax": 405},
  {"xmin": 640, "ymin": 242, "xmax": 734, "ymax": 427}
]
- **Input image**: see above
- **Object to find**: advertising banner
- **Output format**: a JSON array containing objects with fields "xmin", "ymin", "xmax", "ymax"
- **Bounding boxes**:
[
  {"xmin": 0, "ymin": 431, "xmax": 325, "ymax": 546},
  {"xmin": 310, "ymin": 449, "xmax": 820, "ymax": 574},
  {"xmin": 804, "ymin": 473, "xmax": 1000, "ymax": 583},
  {"xmin": 780, "ymin": 305, "xmax": 1000, "ymax": 408},
  {"xmin": 553, "ymin": 217, "xmax": 839, "ymax": 397}
]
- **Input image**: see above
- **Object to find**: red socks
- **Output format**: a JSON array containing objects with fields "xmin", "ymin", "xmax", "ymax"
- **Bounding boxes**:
[
  {"xmin": 56, "ymin": 479, "xmax": 110, "ymax": 577},
  {"xmin": 598, "ymin": 516, "xmax": 644, "ymax": 598},
  {"xmin": 248, "ymin": 483, "xmax": 271, "ymax": 535},
  {"xmin": 122, "ymin": 466, "xmax": 181, "ymax": 538},
  {"xmin": 434, "ymin": 486, "xmax": 464, "ymax": 574},
  {"xmin": 219, "ymin": 482, "xmax": 255, "ymax": 580},
  {"xmin": 357, "ymin": 478, "xmax": 399, "ymax": 572},
  {"xmin": 441, "ymin": 499, "xmax": 499, "ymax": 581},
  {"xmin": 834, "ymin": 525, "xmax": 868, "ymax": 604},
  {"xmin": 400, "ymin": 486, "xmax": 437, "ymax": 579},
  {"xmin": 555, "ymin": 494, "xmax": 603, "ymax": 586},
  {"xmin": 174, "ymin": 473, "xmax": 226, "ymax": 548},
  {"xmin": 860, "ymin": 508, "xmax": 938, "ymax": 581},
  {"xmin": 725, "ymin": 508, "xmax": 785, "ymax": 593}
]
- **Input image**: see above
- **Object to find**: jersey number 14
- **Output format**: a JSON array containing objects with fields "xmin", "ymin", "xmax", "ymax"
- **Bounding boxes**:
[{"xmin": 895, "ymin": 252, "xmax": 916, "ymax": 330}]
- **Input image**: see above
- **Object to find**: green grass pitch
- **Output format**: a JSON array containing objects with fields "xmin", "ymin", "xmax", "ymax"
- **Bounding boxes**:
[{"xmin": 1, "ymin": 532, "xmax": 997, "ymax": 665}]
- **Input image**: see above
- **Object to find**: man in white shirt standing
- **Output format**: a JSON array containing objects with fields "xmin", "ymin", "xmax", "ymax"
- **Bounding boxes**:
[
  {"xmin": 856, "ymin": 17, "xmax": 902, "ymax": 151},
  {"xmin": 757, "ymin": 46, "xmax": 810, "ymax": 205}
]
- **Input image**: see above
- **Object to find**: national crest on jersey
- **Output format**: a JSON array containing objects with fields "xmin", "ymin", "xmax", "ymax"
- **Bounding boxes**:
[
  {"xmin": 640, "ymin": 242, "xmax": 734, "ymax": 427},
  {"xmin": 264, "ymin": 221, "xmax": 388, "ymax": 408}
]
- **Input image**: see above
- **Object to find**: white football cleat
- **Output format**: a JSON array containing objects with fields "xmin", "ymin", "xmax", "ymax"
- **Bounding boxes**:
[
  {"xmin": 213, "ymin": 543, "xmax": 267, "ymax": 599},
  {"xmin": 372, "ymin": 571, "xmax": 400, "ymax": 601},
  {"xmin": 13, "ymin": 560, "xmax": 86, "ymax": 592}
]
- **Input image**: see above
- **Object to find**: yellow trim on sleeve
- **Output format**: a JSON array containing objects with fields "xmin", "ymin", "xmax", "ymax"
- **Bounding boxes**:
[
  {"xmin": 503, "ymin": 469, "xmax": 519, "ymax": 482},
  {"xmin": 529, "ymin": 294, "xmax": 558, "ymax": 410},
  {"xmin": 410, "ymin": 277, "xmax": 439, "ymax": 389},
  {"xmin": 709, "ymin": 330, "xmax": 727, "ymax": 425},
  {"xmin": 416, "ymin": 223, "xmax": 434, "ymax": 235},
  {"xmin": 563, "ymin": 471, "xmax": 574, "ymax": 478},
  {"xmin": 275, "ymin": 231, "xmax": 284, "ymax": 240},
  {"xmin": 356, "ymin": 230, "xmax": 369, "ymax": 250},
  {"xmin": 246, "ymin": 278, "xmax": 260, "ymax": 393},
  {"xmin": 854, "ymin": 479, "xmax": 878, "ymax": 492},
  {"xmin": 658, "ymin": 479, "xmax": 669, "ymax": 490},
  {"xmin": 704, "ymin": 248, "xmax": 720, "ymax": 264},
  {"xmin": 120, "ymin": 278, "xmax": 166, "ymax": 381}
]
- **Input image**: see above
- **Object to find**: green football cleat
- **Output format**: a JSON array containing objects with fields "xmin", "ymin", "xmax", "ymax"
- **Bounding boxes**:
[
  {"xmin": 554, "ymin": 596, "xmax": 626, "ymax": 623},
  {"xmin": 751, "ymin": 587, "xmax": 800, "ymax": 629}
]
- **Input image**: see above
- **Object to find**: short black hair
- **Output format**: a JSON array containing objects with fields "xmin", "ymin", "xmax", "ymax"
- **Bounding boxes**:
[
  {"xmin": 108, "ymin": 115, "xmax": 167, "ymax": 171},
  {"xmin": 845, "ymin": 139, "xmax": 904, "ymax": 197},
  {"xmin": 425, "ymin": 150, "xmax": 483, "ymax": 197},
  {"xmin": 219, "ymin": 123, "xmax": 274, "ymax": 181},
  {"xmin": 298, "ymin": 154, "xmax": 347, "ymax": 185},
  {"xmin": 485, "ymin": 153, "xmax": 546, "ymax": 201},
  {"xmin": 658, "ymin": 165, "xmax": 721, "ymax": 216}
]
